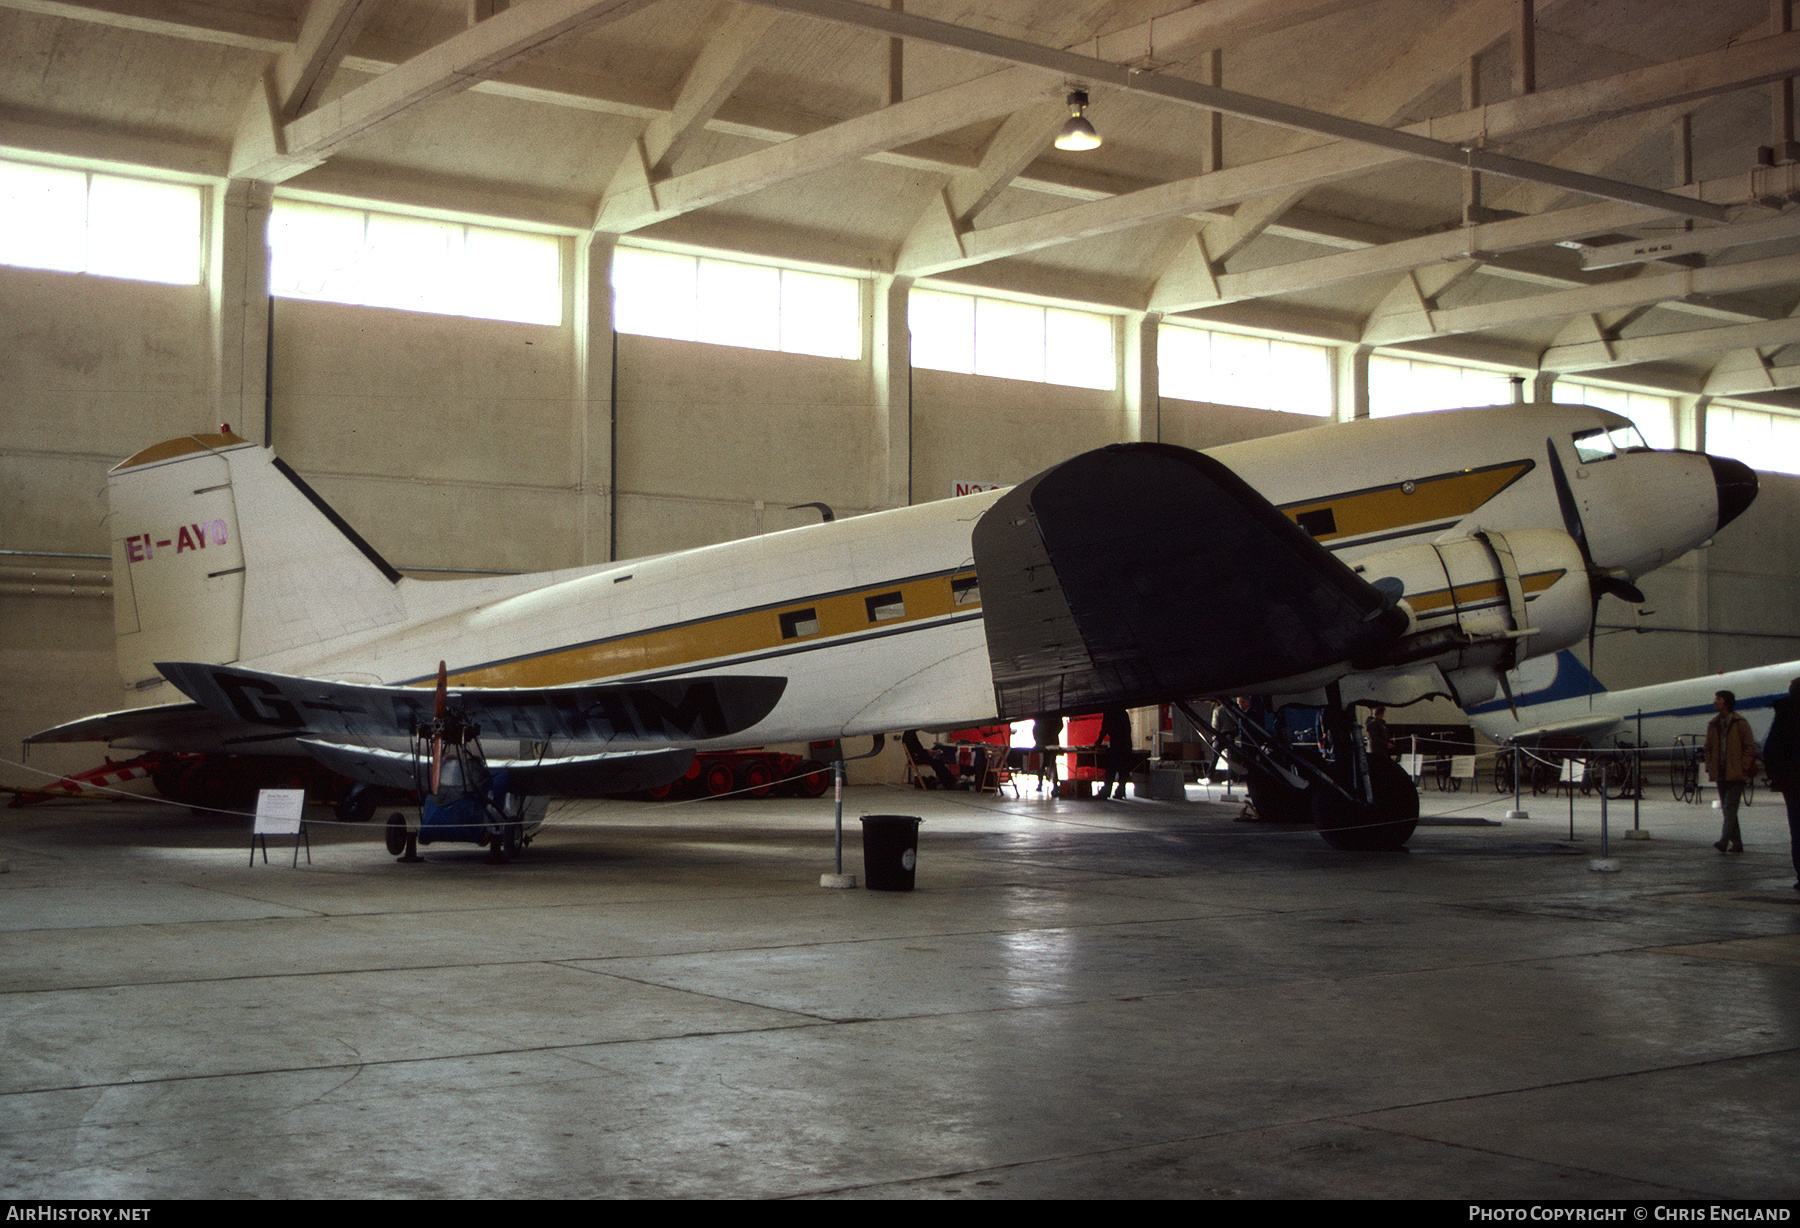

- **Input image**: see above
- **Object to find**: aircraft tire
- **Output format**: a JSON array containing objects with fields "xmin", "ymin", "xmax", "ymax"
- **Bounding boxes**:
[
  {"xmin": 384, "ymin": 813, "xmax": 408, "ymax": 856},
  {"xmin": 1245, "ymin": 768, "xmax": 1309, "ymax": 824},
  {"xmin": 1312, "ymin": 758, "xmax": 1419, "ymax": 852},
  {"xmin": 336, "ymin": 787, "xmax": 377, "ymax": 823}
]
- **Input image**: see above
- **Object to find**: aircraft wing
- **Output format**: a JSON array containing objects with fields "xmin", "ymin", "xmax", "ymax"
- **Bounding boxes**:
[
  {"xmin": 299, "ymin": 738, "xmax": 694, "ymax": 796},
  {"xmin": 973, "ymin": 443, "xmax": 1411, "ymax": 717},
  {"xmin": 25, "ymin": 701, "xmax": 313, "ymax": 753},
  {"xmin": 154, "ymin": 661, "xmax": 787, "ymax": 745}
]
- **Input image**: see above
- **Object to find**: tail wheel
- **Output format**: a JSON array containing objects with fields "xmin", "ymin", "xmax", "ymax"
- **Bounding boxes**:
[
  {"xmin": 336, "ymin": 788, "xmax": 378, "ymax": 823},
  {"xmin": 1312, "ymin": 758, "xmax": 1419, "ymax": 852},
  {"xmin": 384, "ymin": 813, "xmax": 409, "ymax": 856},
  {"xmin": 702, "ymin": 760, "xmax": 735, "ymax": 797},
  {"xmin": 737, "ymin": 759, "xmax": 775, "ymax": 798}
]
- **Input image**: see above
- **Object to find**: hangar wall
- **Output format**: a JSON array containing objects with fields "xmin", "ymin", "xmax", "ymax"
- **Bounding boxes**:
[{"xmin": 3, "ymin": 237, "xmax": 1796, "ymax": 784}]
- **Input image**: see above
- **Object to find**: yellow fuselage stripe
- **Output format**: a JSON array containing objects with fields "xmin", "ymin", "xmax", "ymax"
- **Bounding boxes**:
[
  {"xmin": 1282, "ymin": 462, "xmax": 1532, "ymax": 542},
  {"xmin": 449, "ymin": 570, "xmax": 980, "ymax": 690}
]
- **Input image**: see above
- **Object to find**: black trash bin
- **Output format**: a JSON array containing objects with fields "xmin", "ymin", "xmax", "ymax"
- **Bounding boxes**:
[{"xmin": 859, "ymin": 814, "xmax": 922, "ymax": 891}]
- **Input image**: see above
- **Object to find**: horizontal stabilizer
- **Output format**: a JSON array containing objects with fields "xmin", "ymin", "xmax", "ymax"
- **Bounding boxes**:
[
  {"xmin": 972, "ymin": 443, "xmax": 1409, "ymax": 717},
  {"xmin": 155, "ymin": 661, "xmax": 786, "ymax": 745},
  {"xmin": 300, "ymin": 739, "xmax": 694, "ymax": 795}
]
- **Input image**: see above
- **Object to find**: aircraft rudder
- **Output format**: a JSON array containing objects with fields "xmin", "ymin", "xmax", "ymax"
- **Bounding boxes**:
[{"xmin": 106, "ymin": 433, "xmax": 407, "ymax": 703}]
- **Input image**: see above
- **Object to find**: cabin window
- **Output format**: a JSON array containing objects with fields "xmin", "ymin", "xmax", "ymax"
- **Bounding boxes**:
[
  {"xmin": 779, "ymin": 608, "xmax": 820, "ymax": 639},
  {"xmin": 951, "ymin": 576, "xmax": 980, "ymax": 606},
  {"xmin": 1295, "ymin": 507, "xmax": 1337, "ymax": 538},
  {"xmin": 865, "ymin": 592, "xmax": 905, "ymax": 622}
]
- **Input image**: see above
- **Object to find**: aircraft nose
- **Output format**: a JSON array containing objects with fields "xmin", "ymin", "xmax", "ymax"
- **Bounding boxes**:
[{"xmin": 1707, "ymin": 454, "xmax": 1758, "ymax": 532}]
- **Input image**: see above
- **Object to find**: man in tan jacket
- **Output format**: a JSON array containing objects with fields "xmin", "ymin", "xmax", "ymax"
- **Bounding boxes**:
[{"xmin": 1705, "ymin": 689, "xmax": 1758, "ymax": 853}]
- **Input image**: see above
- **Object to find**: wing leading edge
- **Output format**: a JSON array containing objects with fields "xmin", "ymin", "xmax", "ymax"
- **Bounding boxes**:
[{"xmin": 972, "ymin": 443, "xmax": 1410, "ymax": 718}]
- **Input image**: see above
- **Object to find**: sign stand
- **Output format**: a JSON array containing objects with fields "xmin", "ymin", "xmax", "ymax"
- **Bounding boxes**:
[{"xmin": 251, "ymin": 788, "xmax": 309, "ymax": 867}]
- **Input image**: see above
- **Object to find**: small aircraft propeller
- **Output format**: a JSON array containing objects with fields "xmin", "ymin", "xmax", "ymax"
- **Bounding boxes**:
[
  {"xmin": 1545, "ymin": 439, "xmax": 1646, "ymax": 709},
  {"xmin": 430, "ymin": 660, "xmax": 448, "ymax": 794}
]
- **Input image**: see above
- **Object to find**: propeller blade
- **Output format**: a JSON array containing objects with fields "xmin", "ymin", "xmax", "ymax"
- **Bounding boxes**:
[
  {"xmin": 1545, "ymin": 439, "xmax": 1594, "ymax": 572},
  {"xmin": 430, "ymin": 661, "xmax": 448, "ymax": 794},
  {"xmin": 1592, "ymin": 575, "xmax": 1646, "ymax": 606}
]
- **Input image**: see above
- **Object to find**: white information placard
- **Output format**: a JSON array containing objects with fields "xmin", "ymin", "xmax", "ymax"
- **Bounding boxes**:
[{"xmin": 254, "ymin": 788, "xmax": 306, "ymax": 834}]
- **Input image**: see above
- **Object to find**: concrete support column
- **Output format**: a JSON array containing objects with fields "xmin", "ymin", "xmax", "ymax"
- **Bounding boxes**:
[
  {"xmin": 1122, "ymin": 311, "xmax": 1160, "ymax": 443},
  {"xmin": 211, "ymin": 179, "xmax": 273, "ymax": 443},
  {"xmin": 573, "ymin": 233, "xmax": 617, "ymax": 564},
  {"xmin": 1675, "ymin": 394, "xmax": 1705, "ymax": 452},
  {"xmin": 871, "ymin": 273, "xmax": 913, "ymax": 509},
  {"xmin": 1335, "ymin": 344, "xmax": 1370, "ymax": 421}
]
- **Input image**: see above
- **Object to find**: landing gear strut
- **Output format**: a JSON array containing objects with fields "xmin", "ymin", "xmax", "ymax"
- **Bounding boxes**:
[{"xmin": 1188, "ymin": 687, "xmax": 1420, "ymax": 852}]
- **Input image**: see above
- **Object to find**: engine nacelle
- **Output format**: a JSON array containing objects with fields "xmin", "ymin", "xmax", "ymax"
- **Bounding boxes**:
[{"xmin": 1341, "ymin": 528, "xmax": 1592, "ymax": 704}]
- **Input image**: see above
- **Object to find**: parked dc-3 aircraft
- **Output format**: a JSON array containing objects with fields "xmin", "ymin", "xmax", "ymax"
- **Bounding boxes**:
[
  {"xmin": 1468, "ymin": 649, "xmax": 1797, "ymax": 752},
  {"xmin": 29, "ymin": 403, "xmax": 1757, "ymax": 852}
]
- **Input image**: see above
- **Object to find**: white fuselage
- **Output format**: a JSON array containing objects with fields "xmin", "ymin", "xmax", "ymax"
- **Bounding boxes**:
[
  {"xmin": 112, "ymin": 404, "xmax": 1738, "ymax": 752},
  {"xmin": 1468, "ymin": 653, "xmax": 1799, "ymax": 752}
]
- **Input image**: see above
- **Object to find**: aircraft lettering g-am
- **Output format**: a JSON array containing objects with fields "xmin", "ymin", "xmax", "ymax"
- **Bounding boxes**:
[{"xmin": 29, "ymin": 403, "xmax": 1757, "ymax": 854}]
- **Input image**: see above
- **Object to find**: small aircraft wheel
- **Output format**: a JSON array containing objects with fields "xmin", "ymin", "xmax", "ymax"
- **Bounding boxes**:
[
  {"xmin": 1245, "ymin": 767, "xmax": 1310, "ymax": 824},
  {"xmin": 1312, "ymin": 758, "xmax": 1419, "ymax": 852},
  {"xmin": 702, "ymin": 760, "xmax": 735, "ymax": 797},
  {"xmin": 336, "ymin": 787, "xmax": 377, "ymax": 823},
  {"xmin": 384, "ymin": 813, "xmax": 409, "ymax": 856},
  {"xmin": 500, "ymin": 821, "xmax": 522, "ymax": 858}
]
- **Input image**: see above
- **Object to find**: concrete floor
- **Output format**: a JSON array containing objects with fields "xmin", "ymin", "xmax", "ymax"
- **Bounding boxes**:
[{"xmin": 0, "ymin": 775, "xmax": 1796, "ymax": 1200}]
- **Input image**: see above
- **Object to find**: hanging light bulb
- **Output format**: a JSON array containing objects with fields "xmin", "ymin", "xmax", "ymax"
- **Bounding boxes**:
[{"xmin": 1054, "ymin": 89, "xmax": 1101, "ymax": 151}]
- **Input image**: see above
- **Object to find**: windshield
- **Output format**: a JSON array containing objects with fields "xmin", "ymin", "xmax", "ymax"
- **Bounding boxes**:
[{"xmin": 1572, "ymin": 422, "xmax": 1651, "ymax": 463}]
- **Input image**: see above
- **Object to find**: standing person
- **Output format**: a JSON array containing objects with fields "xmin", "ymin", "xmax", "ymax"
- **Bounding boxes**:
[
  {"xmin": 1704, "ymin": 689, "xmax": 1757, "ymax": 853},
  {"xmin": 1098, "ymin": 706, "xmax": 1134, "ymax": 800},
  {"xmin": 1033, "ymin": 714, "xmax": 1063, "ymax": 792},
  {"xmin": 1758, "ymin": 677, "xmax": 1800, "ymax": 891},
  {"xmin": 1364, "ymin": 706, "xmax": 1392, "ymax": 761}
]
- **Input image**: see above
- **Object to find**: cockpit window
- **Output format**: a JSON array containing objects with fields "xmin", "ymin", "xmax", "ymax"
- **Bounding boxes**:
[{"xmin": 1572, "ymin": 423, "xmax": 1651, "ymax": 463}]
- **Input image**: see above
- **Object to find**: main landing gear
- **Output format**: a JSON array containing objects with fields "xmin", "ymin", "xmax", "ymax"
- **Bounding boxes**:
[{"xmin": 1195, "ymin": 686, "xmax": 1419, "ymax": 852}]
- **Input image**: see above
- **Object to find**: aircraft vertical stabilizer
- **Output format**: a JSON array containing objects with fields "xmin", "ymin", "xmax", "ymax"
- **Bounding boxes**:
[{"xmin": 105, "ymin": 434, "xmax": 405, "ymax": 702}]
